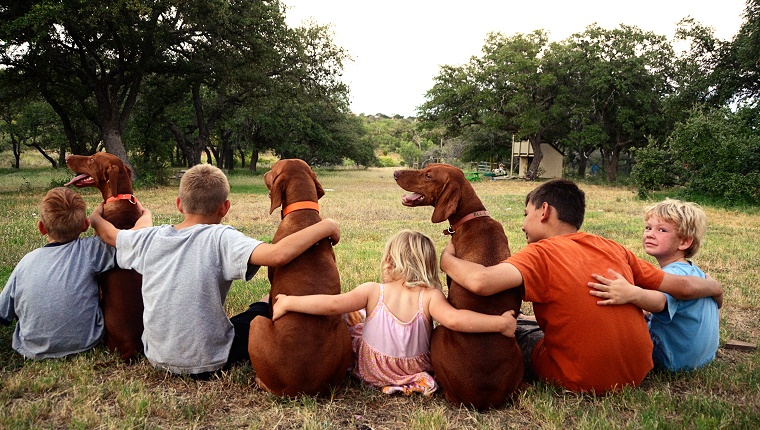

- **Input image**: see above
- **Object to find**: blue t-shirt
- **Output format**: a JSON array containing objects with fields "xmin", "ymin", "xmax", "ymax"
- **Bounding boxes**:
[
  {"xmin": 649, "ymin": 261, "xmax": 719, "ymax": 371},
  {"xmin": 0, "ymin": 237, "xmax": 116, "ymax": 359}
]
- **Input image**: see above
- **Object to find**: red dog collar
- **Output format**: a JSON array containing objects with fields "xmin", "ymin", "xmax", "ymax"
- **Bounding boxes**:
[
  {"xmin": 443, "ymin": 210, "xmax": 490, "ymax": 235},
  {"xmin": 106, "ymin": 194, "xmax": 137, "ymax": 204},
  {"xmin": 281, "ymin": 201, "xmax": 320, "ymax": 218}
]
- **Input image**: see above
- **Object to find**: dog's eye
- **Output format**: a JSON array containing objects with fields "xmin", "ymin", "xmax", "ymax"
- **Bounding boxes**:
[{"xmin": 425, "ymin": 173, "xmax": 432, "ymax": 180}]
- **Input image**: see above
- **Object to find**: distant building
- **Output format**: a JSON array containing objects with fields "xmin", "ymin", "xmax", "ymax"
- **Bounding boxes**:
[{"xmin": 511, "ymin": 140, "xmax": 564, "ymax": 179}]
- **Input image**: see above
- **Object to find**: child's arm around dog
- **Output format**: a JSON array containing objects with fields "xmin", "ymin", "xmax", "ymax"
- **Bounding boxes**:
[
  {"xmin": 248, "ymin": 218, "xmax": 339, "ymax": 267},
  {"xmin": 92, "ymin": 198, "xmax": 340, "ymax": 269},
  {"xmin": 90, "ymin": 200, "xmax": 153, "ymax": 247},
  {"xmin": 272, "ymin": 282, "xmax": 516, "ymax": 338}
]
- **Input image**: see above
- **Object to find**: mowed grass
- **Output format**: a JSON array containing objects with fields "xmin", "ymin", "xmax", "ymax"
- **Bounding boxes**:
[{"xmin": 0, "ymin": 166, "xmax": 758, "ymax": 429}]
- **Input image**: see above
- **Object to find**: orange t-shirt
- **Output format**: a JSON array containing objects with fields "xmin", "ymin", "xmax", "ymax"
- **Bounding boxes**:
[{"xmin": 506, "ymin": 232, "xmax": 664, "ymax": 393}]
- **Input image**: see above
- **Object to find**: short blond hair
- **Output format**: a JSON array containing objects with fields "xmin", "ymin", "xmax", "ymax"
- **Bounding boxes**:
[
  {"xmin": 381, "ymin": 230, "xmax": 443, "ymax": 290},
  {"xmin": 644, "ymin": 198, "xmax": 707, "ymax": 258},
  {"xmin": 40, "ymin": 187, "xmax": 87, "ymax": 242},
  {"xmin": 179, "ymin": 164, "xmax": 230, "ymax": 215}
]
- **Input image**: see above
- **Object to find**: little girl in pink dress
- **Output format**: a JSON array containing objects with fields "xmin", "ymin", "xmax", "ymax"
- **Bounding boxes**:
[{"xmin": 272, "ymin": 230, "xmax": 516, "ymax": 396}]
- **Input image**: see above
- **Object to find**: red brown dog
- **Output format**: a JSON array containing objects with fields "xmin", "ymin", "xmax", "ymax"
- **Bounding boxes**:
[
  {"xmin": 65, "ymin": 152, "xmax": 144, "ymax": 361},
  {"xmin": 249, "ymin": 159, "xmax": 352, "ymax": 397},
  {"xmin": 394, "ymin": 163, "xmax": 523, "ymax": 409}
]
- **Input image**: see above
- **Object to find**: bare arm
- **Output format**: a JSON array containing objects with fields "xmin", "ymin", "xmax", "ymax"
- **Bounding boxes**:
[
  {"xmin": 90, "ymin": 202, "xmax": 152, "ymax": 247},
  {"xmin": 132, "ymin": 200, "xmax": 153, "ymax": 230},
  {"xmin": 588, "ymin": 270, "xmax": 667, "ymax": 312},
  {"xmin": 272, "ymin": 282, "xmax": 371, "ymax": 321},
  {"xmin": 249, "ymin": 218, "xmax": 340, "ymax": 267},
  {"xmin": 439, "ymin": 241, "xmax": 523, "ymax": 296},
  {"xmin": 427, "ymin": 289, "xmax": 516, "ymax": 337},
  {"xmin": 659, "ymin": 273, "xmax": 723, "ymax": 308}
]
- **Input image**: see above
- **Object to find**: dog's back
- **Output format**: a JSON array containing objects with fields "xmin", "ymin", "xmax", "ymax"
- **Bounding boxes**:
[
  {"xmin": 432, "ymin": 217, "xmax": 524, "ymax": 409},
  {"xmin": 395, "ymin": 164, "xmax": 523, "ymax": 409},
  {"xmin": 249, "ymin": 159, "xmax": 352, "ymax": 396}
]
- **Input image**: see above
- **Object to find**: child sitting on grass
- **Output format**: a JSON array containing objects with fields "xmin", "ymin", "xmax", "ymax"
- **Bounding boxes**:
[
  {"xmin": 90, "ymin": 164, "xmax": 340, "ymax": 379},
  {"xmin": 0, "ymin": 187, "xmax": 117, "ymax": 359},
  {"xmin": 273, "ymin": 229, "xmax": 516, "ymax": 396},
  {"xmin": 589, "ymin": 199, "xmax": 719, "ymax": 371}
]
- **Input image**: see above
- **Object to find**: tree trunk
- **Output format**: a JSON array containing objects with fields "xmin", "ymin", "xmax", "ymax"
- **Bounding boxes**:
[
  {"xmin": 167, "ymin": 120, "xmax": 202, "ymax": 167},
  {"xmin": 238, "ymin": 147, "xmax": 246, "ymax": 169},
  {"xmin": 249, "ymin": 149, "xmax": 259, "ymax": 172},
  {"xmin": 601, "ymin": 146, "xmax": 621, "ymax": 182},
  {"xmin": 577, "ymin": 153, "xmax": 588, "ymax": 176},
  {"xmin": 29, "ymin": 143, "xmax": 58, "ymax": 168},
  {"xmin": 526, "ymin": 134, "xmax": 544, "ymax": 180},
  {"xmin": 11, "ymin": 135, "xmax": 20, "ymax": 169}
]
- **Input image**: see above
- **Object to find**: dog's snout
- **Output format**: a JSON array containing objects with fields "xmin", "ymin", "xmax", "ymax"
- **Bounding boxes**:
[{"xmin": 393, "ymin": 170, "xmax": 400, "ymax": 180}]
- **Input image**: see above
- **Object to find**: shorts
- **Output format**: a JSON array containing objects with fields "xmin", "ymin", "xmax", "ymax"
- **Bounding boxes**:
[{"xmin": 515, "ymin": 318, "xmax": 545, "ymax": 382}]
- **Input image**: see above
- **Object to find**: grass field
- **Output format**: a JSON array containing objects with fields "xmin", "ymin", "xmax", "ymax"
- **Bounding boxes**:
[{"xmin": 1, "ymin": 165, "xmax": 758, "ymax": 429}]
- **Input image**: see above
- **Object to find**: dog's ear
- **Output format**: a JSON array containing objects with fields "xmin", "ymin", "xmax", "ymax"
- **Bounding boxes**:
[
  {"xmin": 311, "ymin": 169, "xmax": 325, "ymax": 200},
  {"xmin": 107, "ymin": 164, "xmax": 120, "ymax": 198},
  {"xmin": 431, "ymin": 180, "xmax": 460, "ymax": 223},
  {"xmin": 268, "ymin": 174, "xmax": 283, "ymax": 214}
]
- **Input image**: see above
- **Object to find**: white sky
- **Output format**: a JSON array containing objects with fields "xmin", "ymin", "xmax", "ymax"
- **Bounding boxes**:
[{"xmin": 284, "ymin": 0, "xmax": 748, "ymax": 117}]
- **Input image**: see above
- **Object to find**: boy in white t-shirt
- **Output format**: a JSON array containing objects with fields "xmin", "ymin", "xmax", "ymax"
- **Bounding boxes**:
[{"xmin": 91, "ymin": 164, "xmax": 340, "ymax": 378}]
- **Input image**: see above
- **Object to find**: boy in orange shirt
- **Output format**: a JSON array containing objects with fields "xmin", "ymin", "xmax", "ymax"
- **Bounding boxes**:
[{"xmin": 440, "ymin": 179, "xmax": 722, "ymax": 393}]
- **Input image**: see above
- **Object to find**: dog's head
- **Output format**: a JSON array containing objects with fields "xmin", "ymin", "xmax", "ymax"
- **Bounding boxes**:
[
  {"xmin": 65, "ymin": 152, "xmax": 133, "ymax": 200},
  {"xmin": 394, "ymin": 163, "xmax": 465, "ymax": 223},
  {"xmin": 264, "ymin": 159, "xmax": 325, "ymax": 214}
]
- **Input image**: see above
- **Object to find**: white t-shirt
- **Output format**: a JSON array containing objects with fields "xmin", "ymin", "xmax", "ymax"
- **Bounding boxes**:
[{"xmin": 116, "ymin": 224, "xmax": 261, "ymax": 374}]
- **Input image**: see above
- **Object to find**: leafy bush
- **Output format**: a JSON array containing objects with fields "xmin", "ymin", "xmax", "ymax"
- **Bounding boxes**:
[
  {"xmin": 633, "ymin": 106, "xmax": 760, "ymax": 204},
  {"xmin": 631, "ymin": 140, "xmax": 685, "ymax": 198}
]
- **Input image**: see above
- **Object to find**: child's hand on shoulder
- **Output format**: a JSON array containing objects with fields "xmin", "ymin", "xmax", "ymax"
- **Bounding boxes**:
[{"xmin": 500, "ymin": 310, "xmax": 516, "ymax": 338}]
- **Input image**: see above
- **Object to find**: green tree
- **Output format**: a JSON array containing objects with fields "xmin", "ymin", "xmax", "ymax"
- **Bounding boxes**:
[
  {"xmin": 418, "ymin": 31, "xmax": 565, "ymax": 179},
  {"xmin": 717, "ymin": 0, "xmax": 760, "ymax": 103},
  {"xmin": 0, "ymin": 0, "xmax": 181, "ymax": 174},
  {"xmin": 562, "ymin": 25, "xmax": 673, "ymax": 181}
]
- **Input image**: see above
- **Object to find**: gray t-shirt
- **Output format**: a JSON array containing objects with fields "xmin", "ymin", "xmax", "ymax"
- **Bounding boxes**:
[
  {"xmin": 116, "ymin": 224, "xmax": 262, "ymax": 374},
  {"xmin": 0, "ymin": 237, "xmax": 116, "ymax": 359}
]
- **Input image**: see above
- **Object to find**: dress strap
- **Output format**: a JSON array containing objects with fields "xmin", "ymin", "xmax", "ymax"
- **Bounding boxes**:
[
  {"xmin": 378, "ymin": 283, "xmax": 385, "ymax": 303},
  {"xmin": 417, "ymin": 289, "xmax": 425, "ymax": 312}
]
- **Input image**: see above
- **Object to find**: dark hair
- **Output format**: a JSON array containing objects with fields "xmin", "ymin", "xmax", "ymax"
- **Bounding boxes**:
[{"xmin": 525, "ymin": 179, "xmax": 585, "ymax": 229}]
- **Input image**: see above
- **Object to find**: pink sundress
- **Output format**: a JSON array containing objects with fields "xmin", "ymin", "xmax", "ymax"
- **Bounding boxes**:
[{"xmin": 347, "ymin": 284, "xmax": 437, "ymax": 395}]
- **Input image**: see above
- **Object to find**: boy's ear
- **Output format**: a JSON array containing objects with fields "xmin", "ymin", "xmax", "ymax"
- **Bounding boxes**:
[
  {"xmin": 82, "ymin": 218, "xmax": 90, "ymax": 232},
  {"xmin": 678, "ymin": 236, "xmax": 694, "ymax": 251},
  {"xmin": 176, "ymin": 196, "xmax": 184, "ymax": 214},
  {"xmin": 539, "ymin": 202, "xmax": 552, "ymax": 222},
  {"xmin": 38, "ymin": 220, "xmax": 47, "ymax": 235},
  {"xmin": 218, "ymin": 200, "xmax": 231, "ymax": 218}
]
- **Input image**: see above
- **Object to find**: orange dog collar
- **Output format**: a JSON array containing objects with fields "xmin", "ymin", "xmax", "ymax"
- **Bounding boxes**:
[
  {"xmin": 281, "ymin": 201, "xmax": 320, "ymax": 218},
  {"xmin": 443, "ymin": 210, "xmax": 490, "ymax": 235},
  {"xmin": 106, "ymin": 194, "xmax": 137, "ymax": 204}
]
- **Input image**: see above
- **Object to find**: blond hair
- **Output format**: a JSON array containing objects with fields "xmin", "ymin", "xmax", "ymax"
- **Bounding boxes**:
[
  {"xmin": 644, "ymin": 198, "xmax": 707, "ymax": 258},
  {"xmin": 381, "ymin": 230, "xmax": 443, "ymax": 290},
  {"xmin": 40, "ymin": 187, "xmax": 87, "ymax": 242},
  {"xmin": 179, "ymin": 164, "xmax": 230, "ymax": 215}
]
